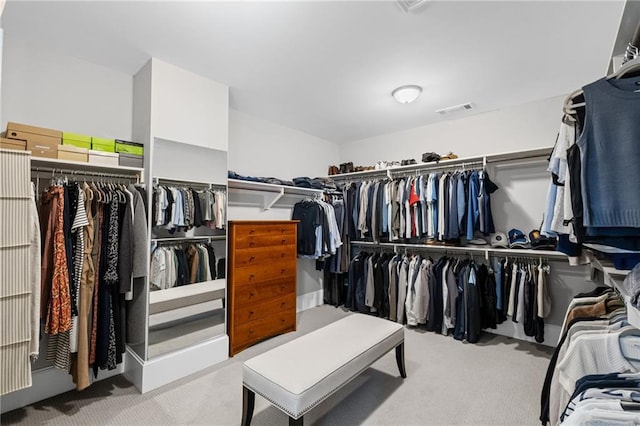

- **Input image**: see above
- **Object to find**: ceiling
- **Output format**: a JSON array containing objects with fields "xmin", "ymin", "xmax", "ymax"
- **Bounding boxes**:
[{"xmin": 1, "ymin": 1, "xmax": 626, "ymax": 143}]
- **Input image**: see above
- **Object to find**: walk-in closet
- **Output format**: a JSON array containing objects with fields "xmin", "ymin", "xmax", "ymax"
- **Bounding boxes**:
[{"xmin": 1, "ymin": 1, "xmax": 640, "ymax": 425}]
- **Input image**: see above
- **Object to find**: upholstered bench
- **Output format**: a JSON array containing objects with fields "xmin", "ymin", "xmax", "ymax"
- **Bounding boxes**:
[{"xmin": 241, "ymin": 314, "xmax": 406, "ymax": 426}]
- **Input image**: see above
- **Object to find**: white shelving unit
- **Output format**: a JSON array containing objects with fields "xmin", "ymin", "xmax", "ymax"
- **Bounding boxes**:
[
  {"xmin": 149, "ymin": 279, "xmax": 226, "ymax": 314},
  {"xmin": 228, "ymin": 178, "xmax": 324, "ymax": 210},
  {"xmin": 589, "ymin": 256, "xmax": 639, "ymax": 328},
  {"xmin": 31, "ymin": 156, "xmax": 144, "ymax": 177},
  {"xmin": 351, "ymin": 240, "xmax": 567, "ymax": 261}
]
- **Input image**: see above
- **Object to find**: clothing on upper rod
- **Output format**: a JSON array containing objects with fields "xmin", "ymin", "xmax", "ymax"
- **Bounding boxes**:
[
  {"xmin": 291, "ymin": 197, "xmax": 342, "ymax": 260},
  {"xmin": 342, "ymin": 168, "xmax": 497, "ymax": 243},
  {"xmin": 152, "ymin": 184, "xmax": 226, "ymax": 232}
]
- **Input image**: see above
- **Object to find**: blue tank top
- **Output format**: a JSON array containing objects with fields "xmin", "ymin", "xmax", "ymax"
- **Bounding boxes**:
[{"xmin": 577, "ymin": 76, "xmax": 640, "ymax": 228}]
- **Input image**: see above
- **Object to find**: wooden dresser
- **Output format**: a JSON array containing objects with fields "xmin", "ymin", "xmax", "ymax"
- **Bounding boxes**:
[{"xmin": 227, "ymin": 220, "xmax": 298, "ymax": 356}]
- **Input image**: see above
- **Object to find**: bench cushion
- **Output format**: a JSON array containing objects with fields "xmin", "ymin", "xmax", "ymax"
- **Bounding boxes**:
[{"xmin": 243, "ymin": 314, "xmax": 404, "ymax": 418}]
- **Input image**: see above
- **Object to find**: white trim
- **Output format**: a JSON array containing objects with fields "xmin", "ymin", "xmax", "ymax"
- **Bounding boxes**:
[
  {"xmin": 1, "ymin": 363, "xmax": 125, "ymax": 414},
  {"xmin": 125, "ymin": 335, "xmax": 229, "ymax": 393},
  {"xmin": 297, "ymin": 290, "xmax": 324, "ymax": 312},
  {"xmin": 485, "ymin": 321, "xmax": 561, "ymax": 348}
]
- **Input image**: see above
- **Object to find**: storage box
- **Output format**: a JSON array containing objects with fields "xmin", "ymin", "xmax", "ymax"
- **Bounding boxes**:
[
  {"xmin": 27, "ymin": 140, "xmax": 57, "ymax": 159},
  {"xmin": 7, "ymin": 122, "xmax": 62, "ymax": 139},
  {"xmin": 88, "ymin": 150, "xmax": 119, "ymax": 166},
  {"xmin": 57, "ymin": 145, "xmax": 89, "ymax": 163},
  {"xmin": 115, "ymin": 139, "xmax": 144, "ymax": 156},
  {"xmin": 118, "ymin": 153, "xmax": 143, "ymax": 168},
  {"xmin": 0, "ymin": 137, "xmax": 26, "ymax": 151},
  {"xmin": 91, "ymin": 137, "xmax": 115, "ymax": 153},
  {"xmin": 62, "ymin": 132, "xmax": 92, "ymax": 149},
  {"xmin": 8, "ymin": 130, "xmax": 61, "ymax": 147}
]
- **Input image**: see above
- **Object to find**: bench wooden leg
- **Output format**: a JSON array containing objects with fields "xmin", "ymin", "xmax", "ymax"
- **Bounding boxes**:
[
  {"xmin": 289, "ymin": 415, "xmax": 303, "ymax": 426},
  {"xmin": 241, "ymin": 386, "xmax": 255, "ymax": 426},
  {"xmin": 395, "ymin": 343, "xmax": 407, "ymax": 378}
]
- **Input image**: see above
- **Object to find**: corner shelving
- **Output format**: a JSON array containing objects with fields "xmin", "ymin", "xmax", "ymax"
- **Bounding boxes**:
[{"xmin": 227, "ymin": 178, "xmax": 324, "ymax": 210}]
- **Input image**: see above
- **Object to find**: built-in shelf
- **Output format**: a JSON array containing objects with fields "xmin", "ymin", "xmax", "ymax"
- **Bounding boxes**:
[
  {"xmin": 149, "ymin": 279, "xmax": 226, "ymax": 315},
  {"xmin": 329, "ymin": 146, "xmax": 553, "ymax": 181},
  {"xmin": 589, "ymin": 256, "xmax": 638, "ymax": 328},
  {"xmin": 151, "ymin": 235, "xmax": 226, "ymax": 243},
  {"xmin": 351, "ymin": 240, "xmax": 568, "ymax": 260},
  {"xmin": 31, "ymin": 156, "xmax": 143, "ymax": 175},
  {"xmin": 228, "ymin": 178, "xmax": 324, "ymax": 210}
]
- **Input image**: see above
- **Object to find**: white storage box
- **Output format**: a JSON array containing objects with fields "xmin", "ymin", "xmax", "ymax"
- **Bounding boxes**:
[{"xmin": 88, "ymin": 150, "xmax": 119, "ymax": 166}]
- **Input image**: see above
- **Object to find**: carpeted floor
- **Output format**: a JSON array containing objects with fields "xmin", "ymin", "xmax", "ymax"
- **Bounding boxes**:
[{"xmin": 1, "ymin": 305, "xmax": 553, "ymax": 425}]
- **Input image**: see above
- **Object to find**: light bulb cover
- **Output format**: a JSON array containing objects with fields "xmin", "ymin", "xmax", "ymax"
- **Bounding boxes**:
[{"xmin": 392, "ymin": 85, "xmax": 422, "ymax": 104}]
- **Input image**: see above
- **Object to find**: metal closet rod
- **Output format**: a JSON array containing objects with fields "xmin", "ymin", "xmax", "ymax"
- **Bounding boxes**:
[
  {"xmin": 153, "ymin": 176, "xmax": 227, "ymax": 189},
  {"xmin": 31, "ymin": 166, "xmax": 140, "ymax": 180},
  {"xmin": 392, "ymin": 160, "xmax": 484, "ymax": 178}
]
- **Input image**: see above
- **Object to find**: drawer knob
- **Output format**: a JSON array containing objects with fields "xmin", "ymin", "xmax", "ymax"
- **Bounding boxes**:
[
  {"xmin": 249, "ymin": 311, "xmax": 254, "ymax": 316},
  {"xmin": 281, "ymin": 228, "xmax": 286, "ymax": 233},
  {"xmin": 249, "ymin": 256, "xmax": 255, "ymax": 262},
  {"xmin": 249, "ymin": 329, "xmax": 254, "ymax": 334},
  {"xmin": 281, "ymin": 318, "xmax": 286, "ymax": 324},
  {"xmin": 249, "ymin": 229, "xmax": 255, "ymax": 234},
  {"xmin": 281, "ymin": 268, "xmax": 285, "ymax": 274},
  {"xmin": 249, "ymin": 292, "xmax": 255, "ymax": 298},
  {"xmin": 280, "ymin": 253, "xmax": 285, "ymax": 257},
  {"xmin": 249, "ymin": 241, "xmax": 255, "ymax": 247},
  {"xmin": 249, "ymin": 274, "xmax": 255, "ymax": 280},
  {"xmin": 280, "ymin": 285, "xmax": 285, "ymax": 291},
  {"xmin": 281, "ymin": 302, "xmax": 286, "ymax": 308},
  {"xmin": 281, "ymin": 239, "xmax": 286, "ymax": 244}
]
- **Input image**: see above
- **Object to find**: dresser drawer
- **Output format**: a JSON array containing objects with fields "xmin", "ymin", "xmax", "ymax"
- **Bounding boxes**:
[
  {"xmin": 232, "ymin": 278, "xmax": 296, "ymax": 306},
  {"xmin": 234, "ymin": 233, "xmax": 297, "ymax": 250},
  {"xmin": 233, "ymin": 310, "xmax": 296, "ymax": 349},
  {"xmin": 232, "ymin": 261, "xmax": 296, "ymax": 285},
  {"xmin": 233, "ymin": 294, "xmax": 296, "ymax": 325},
  {"xmin": 234, "ymin": 245, "xmax": 297, "ymax": 268},
  {"xmin": 233, "ymin": 223, "xmax": 296, "ymax": 239}
]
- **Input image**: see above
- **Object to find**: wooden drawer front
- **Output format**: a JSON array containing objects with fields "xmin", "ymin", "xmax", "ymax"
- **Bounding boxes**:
[
  {"xmin": 232, "ymin": 279, "xmax": 295, "ymax": 306},
  {"xmin": 234, "ymin": 233, "xmax": 296, "ymax": 250},
  {"xmin": 232, "ymin": 261, "xmax": 296, "ymax": 286},
  {"xmin": 234, "ymin": 245, "xmax": 297, "ymax": 268},
  {"xmin": 234, "ymin": 294, "xmax": 296, "ymax": 325},
  {"xmin": 233, "ymin": 223, "xmax": 296, "ymax": 239},
  {"xmin": 234, "ymin": 310, "xmax": 296, "ymax": 349}
]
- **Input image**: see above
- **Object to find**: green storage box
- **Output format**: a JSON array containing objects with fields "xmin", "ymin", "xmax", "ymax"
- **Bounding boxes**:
[
  {"xmin": 62, "ymin": 132, "xmax": 91, "ymax": 143},
  {"xmin": 115, "ymin": 139, "xmax": 144, "ymax": 156},
  {"xmin": 92, "ymin": 137, "xmax": 116, "ymax": 153},
  {"xmin": 62, "ymin": 139, "xmax": 91, "ymax": 149}
]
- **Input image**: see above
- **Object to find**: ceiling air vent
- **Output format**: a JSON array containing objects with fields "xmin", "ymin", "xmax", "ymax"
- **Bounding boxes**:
[
  {"xmin": 435, "ymin": 102, "xmax": 475, "ymax": 116},
  {"xmin": 397, "ymin": 0, "xmax": 428, "ymax": 12}
]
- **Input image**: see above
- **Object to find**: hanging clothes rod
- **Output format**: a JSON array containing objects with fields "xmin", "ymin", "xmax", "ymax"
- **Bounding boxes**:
[
  {"xmin": 153, "ymin": 176, "xmax": 227, "ymax": 190},
  {"xmin": 151, "ymin": 235, "xmax": 226, "ymax": 244},
  {"xmin": 31, "ymin": 166, "xmax": 140, "ymax": 180},
  {"xmin": 392, "ymin": 160, "xmax": 484, "ymax": 178}
]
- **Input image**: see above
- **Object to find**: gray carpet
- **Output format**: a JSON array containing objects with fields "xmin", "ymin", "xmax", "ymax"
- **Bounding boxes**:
[{"xmin": 1, "ymin": 305, "xmax": 553, "ymax": 425}]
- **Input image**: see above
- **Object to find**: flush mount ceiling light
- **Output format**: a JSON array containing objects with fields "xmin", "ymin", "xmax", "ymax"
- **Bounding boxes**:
[{"xmin": 392, "ymin": 85, "xmax": 422, "ymax": 104}]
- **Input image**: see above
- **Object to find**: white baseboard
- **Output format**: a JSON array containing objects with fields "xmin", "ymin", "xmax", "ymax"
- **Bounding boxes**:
[
  {"xmin": 485, "ymin": 321, "xmax": 561, "ymax": 347},
  {"xmin": 1, "ymin": 362, "xmax": 125, "ymax": 414},
  {"xmin": 297, "ymin": 289, "xmax": 323, "ymax": 312},
  {"xmin": 125, "ymin": 335, "xmax": 229, "ymax": 393}
]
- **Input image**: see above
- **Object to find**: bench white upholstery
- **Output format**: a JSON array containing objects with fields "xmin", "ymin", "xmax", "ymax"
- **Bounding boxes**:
[{"xmin": 242, "ymin": 314, "xmax": 405, "ymax": 425}]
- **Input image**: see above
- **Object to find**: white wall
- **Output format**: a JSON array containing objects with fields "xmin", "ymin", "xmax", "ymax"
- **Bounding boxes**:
[
  {"xmin": 339, "ymin": 96, "xmax": 564, "ymax": 165},
  {"xmin": 228, "ymin": 108, "xmax": 339, "ymax": 180},
  {"xmin": 1, "ymin": 36, "xmax": 132, "ymax": 139},
  {"xmin": 227, "ymin": 109, "xmax": 339, "ymax": 308},
  {"xmin": 150, "ymin": 58, "xmax": 229, "ymax": 151}
]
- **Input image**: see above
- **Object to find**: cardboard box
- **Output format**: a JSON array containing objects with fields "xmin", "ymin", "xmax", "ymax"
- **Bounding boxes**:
[
  {"xmin": 7, "ymin": 122, "xmax": 62, "ymax": 139},
  {"xmin": 27, "ymin": 140, "xmax": 58, "ymax": 159},
  {"xmin": 0, "ymin": 137, "xmax": 26, "ymax": 151},
  {"xmin": 88, "ymin": 150, "xmax": 119, "ymax": 166},
  {"xmin": 115, "ymin": 139, "xmax": 144, "ymax": 156},
  {"xmin": 91, "ymin": 137, "xmax": 116, "ymax": 153},
  {"xmin": 62, "ymin": 139, "xmax": 92, "ymax": 149},
  {"xmin": 119, "ymin": 153, "xmax": 143, "ymax": 168},
  {"xmin": 57, "ymin": 145, "xmax": 89, "ymax": 163},
  {"xmin": 8, "ymin": 130, "xmax": 61, "ymax": 146}
]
